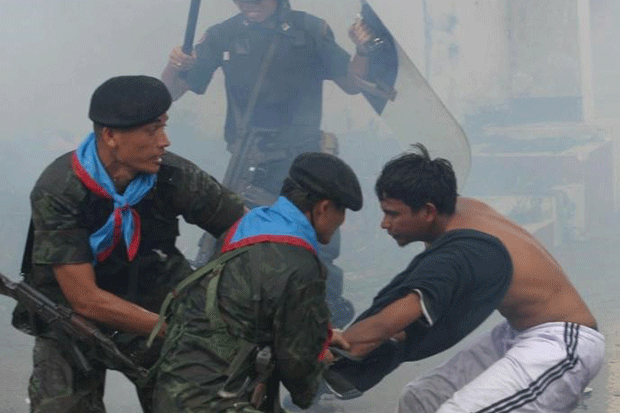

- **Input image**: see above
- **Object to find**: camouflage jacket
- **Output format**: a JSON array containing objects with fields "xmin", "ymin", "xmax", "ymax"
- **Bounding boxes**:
[
  {"xmin": 155, "ymin": 201, "xmax": 331, "ymax": 412},
  {"xmin": 12, "ymin": 150, "xmax": 245, "ymax": 336}
]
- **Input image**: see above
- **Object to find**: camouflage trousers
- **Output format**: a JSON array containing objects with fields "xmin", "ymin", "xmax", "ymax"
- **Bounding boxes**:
[{"xmin": 28, "ymin": 336, "xmax": 155, "ymax": 413}]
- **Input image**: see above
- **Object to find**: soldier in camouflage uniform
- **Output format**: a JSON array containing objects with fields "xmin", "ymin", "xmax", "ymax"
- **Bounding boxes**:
[
  {"xmin": 11, "ymin": 76, "xmax": 245, "ymax": 413},
  {"xmin": 152, "ymin": 152, "xmax": 363, "ymax": 413},
  {"xmin": 163, "ymin": 0, "xmax": 376, "ymax": 329}
]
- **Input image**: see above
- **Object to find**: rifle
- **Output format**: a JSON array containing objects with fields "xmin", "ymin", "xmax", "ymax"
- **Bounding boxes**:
[{"xmin": 0, "ymin": 272, "xmax": 147, "ymax": 378}]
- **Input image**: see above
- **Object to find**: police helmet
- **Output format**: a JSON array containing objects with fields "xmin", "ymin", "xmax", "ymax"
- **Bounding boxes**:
[{"xmin": 289, "ymin": 152, "xmax": 363, "ymax": 211}]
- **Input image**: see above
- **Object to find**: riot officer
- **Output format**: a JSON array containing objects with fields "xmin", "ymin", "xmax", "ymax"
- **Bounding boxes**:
[{"xmin": 162, "ymin": 0, "xmax": 375, "ymax": 328}]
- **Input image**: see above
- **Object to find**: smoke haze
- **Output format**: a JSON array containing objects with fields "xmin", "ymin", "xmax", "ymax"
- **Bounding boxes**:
[{"xmin": 1, "ymin": 0, "xmax": 619, "ymax": 411}]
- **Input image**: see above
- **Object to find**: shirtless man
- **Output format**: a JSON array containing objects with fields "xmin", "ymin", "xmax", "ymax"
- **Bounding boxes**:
[{"xmin": 331, "ymin": 144, "xmax": 604, "ymax": 412}]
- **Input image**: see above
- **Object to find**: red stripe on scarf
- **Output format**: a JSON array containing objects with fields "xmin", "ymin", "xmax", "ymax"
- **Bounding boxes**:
[
  {"xmin": 96, "ymin": 209, "xmax": 123, "ymax": 262},
  {"xmin": 127, "ymin": 208, "xmax": 141, "ymax": 261},
  {"xmin": 71, "ymin": 151, "xmax": 112, "ymax": 199},
  {"xmin": 318, "ymin": 323, "xmax": 334, "ymax": 361},
  {"xmin": 220, "ymin": 219, "xmax": 241, "ymax": 253},
  {"xmin": 222, "ymin": 234, "xmax": 316, "ymax": 255},
  {"xmin": 220, "ymin": 219, "xmax": 317, "ymax": 255}
]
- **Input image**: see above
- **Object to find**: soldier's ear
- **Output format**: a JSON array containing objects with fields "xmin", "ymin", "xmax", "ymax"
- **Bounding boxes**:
[
  {"xmin": 100, "ymin": 127, "xmax": 118, "ymax": 149},
  {"xmin": 313, "ymin": 199, "xmax": 331, "ymax": 216}
]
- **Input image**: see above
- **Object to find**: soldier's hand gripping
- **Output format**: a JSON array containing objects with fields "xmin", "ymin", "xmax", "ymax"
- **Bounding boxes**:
[
  {"xmin": 321, "ymin": 329, "xmax": 352, "ymax": 364},
  {"xmin": 330, "ymin": 329, "xmax": 350, "ymax": 351},
  {"xmin": 168, "ymin": 46, "xmax": 197, "ymax": 71}
]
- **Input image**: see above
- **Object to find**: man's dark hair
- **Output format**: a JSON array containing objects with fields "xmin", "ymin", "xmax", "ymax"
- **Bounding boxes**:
[
  {"xmin": 280, "ymin": 177, "xmax": 325, "ymax": 213},
  {"xmin": 375, "ymin": 143, "xmax": 457, "ymax": 214}
]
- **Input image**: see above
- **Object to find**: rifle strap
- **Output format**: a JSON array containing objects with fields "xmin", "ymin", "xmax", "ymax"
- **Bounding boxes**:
[
  {"xmin": 217, "ymin": 340, "xmax": 255, "ymax": 398},
  {"xmin": 248, "ymin": 246, "xmax": 262, "ymax": 344},
  {"xmin": 228, "ymin": 33, "xmax": 281, "ymax": 138},
  {"xmin": 146, "ymin": 246, "xmax": 251, "ymax": 348},
  {"xmin": 212, "ymin": 246, "xmax": 267, "ymax": 401},
  {"xmin": 202, "ymin": 246, "xmax": 261, "ymax": 335},
  {"xmin": 140, "ymin": 246, "xmax": 253, "ymax": 387}
]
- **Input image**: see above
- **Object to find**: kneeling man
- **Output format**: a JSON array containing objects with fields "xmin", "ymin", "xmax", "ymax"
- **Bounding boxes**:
[{"xmin": 328, "ymin": 144, "xmax": 603, "ymax": 413}]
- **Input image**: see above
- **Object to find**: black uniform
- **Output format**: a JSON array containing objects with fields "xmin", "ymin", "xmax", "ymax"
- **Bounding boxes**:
[
  {"xmin": 186, "ymin": 4, "xmax": 355, "ymax": 328},
  {"xmin": 185, "ymin": 8, "xmax": 350, "ymax": 153}
]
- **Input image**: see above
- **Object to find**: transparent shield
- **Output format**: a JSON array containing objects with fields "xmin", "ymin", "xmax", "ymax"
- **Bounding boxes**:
[
  {"xmin": 377, "ymin": 40, "xmax": 471, "ymax": 189},
  {"xmin": 356, "ymin": 0, "xmax": 471, "ymax": 190}
]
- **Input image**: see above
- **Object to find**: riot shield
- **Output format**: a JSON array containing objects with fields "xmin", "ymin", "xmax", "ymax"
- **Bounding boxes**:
[{"xmin": 355, "ymin": 0, "xmax": 471, "ymax": 190}]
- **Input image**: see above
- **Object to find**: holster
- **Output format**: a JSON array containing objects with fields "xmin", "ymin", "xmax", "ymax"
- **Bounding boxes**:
[{"xmin": 250, "ymin": 346, "xmax": 275, "ymax": 408}]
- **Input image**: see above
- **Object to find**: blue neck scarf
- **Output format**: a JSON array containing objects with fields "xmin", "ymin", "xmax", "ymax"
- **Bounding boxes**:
[
  {"xmin": 71, "ymin": 132, "xmax": 156, "ymax": 263},
  {"xmin": 222, "ymin": 196, "xmax": 318, "ymax": 254}
]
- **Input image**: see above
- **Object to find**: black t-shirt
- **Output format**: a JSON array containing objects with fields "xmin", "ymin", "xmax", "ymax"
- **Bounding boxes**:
[{"xmin": 331, "ymin": 229, "xmax": 513, "ymax": 391}]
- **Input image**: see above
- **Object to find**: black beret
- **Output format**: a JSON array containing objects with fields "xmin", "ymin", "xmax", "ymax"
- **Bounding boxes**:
[
  {"xmin": 289, "ymin": 152, "xmax": 363, "ymax": 211},
  {"xmin": 88, "ymin": 75, "xmax": 172, "ymax": 128}
]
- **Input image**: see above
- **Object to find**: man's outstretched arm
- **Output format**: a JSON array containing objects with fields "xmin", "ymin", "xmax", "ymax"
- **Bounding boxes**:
[{"xmin": 343, "ymin": 292, "xmax": 423, "ymax": 358}]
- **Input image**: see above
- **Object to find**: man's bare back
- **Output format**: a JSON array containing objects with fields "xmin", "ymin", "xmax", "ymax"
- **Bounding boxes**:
[{"xmin": 446, "ymin": 197, "xmax": 597, "ymax": 331}]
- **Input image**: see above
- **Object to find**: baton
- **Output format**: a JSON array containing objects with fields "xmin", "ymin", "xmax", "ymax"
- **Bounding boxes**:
[{"xmin": 182, "ymin": 0, "xmax": 202, "ymax": 54}]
